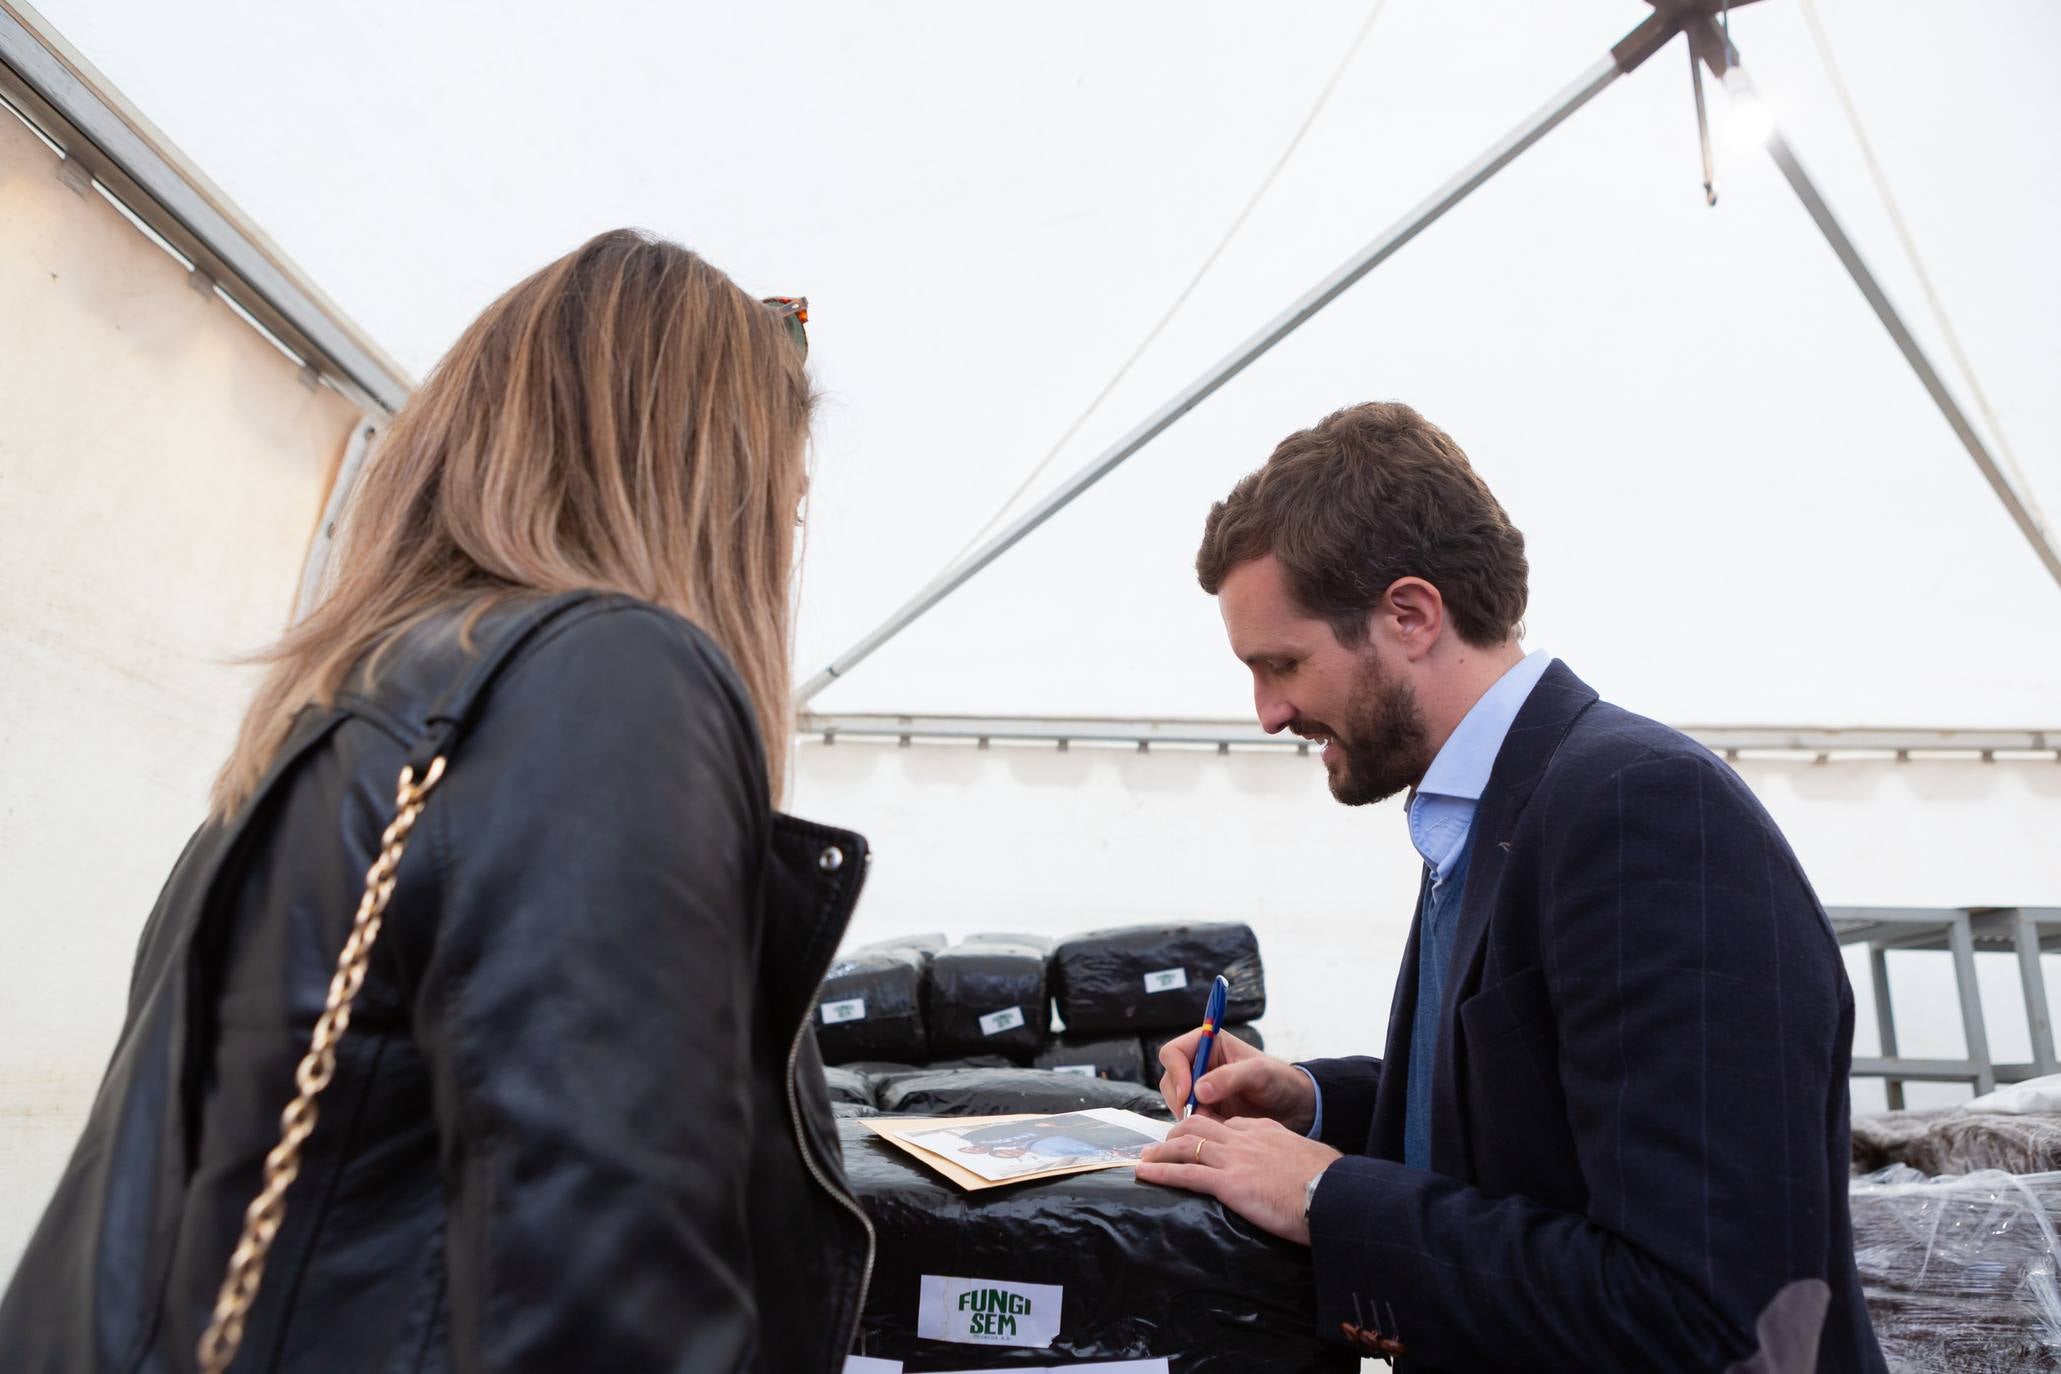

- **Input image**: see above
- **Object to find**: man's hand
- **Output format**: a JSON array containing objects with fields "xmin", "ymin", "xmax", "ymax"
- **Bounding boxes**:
[
  {"xmin": 1135, "ymin": 1116, "xmax": 1342, "ymax": 1247},
  {"xmin": 1157, "ymin": 1028, "xmax": 1317, "ymax": 1133}
]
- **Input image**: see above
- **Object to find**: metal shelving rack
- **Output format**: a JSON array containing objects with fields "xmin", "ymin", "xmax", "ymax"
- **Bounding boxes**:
[{"xmin": 1830, "ymin": 906, "xmax": 2061, "ymax": 1107}]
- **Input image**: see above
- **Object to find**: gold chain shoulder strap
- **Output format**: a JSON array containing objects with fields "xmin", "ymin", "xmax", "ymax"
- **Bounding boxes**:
[{"xmin": 196, "ymin": 756, "xmax": 447, "ymax": 1374}]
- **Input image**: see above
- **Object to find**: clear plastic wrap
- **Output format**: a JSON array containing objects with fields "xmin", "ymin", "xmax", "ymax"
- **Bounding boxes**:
[
  {"xmin": 1850, "ymin": 1164, "xmax": 2061, "ymax": 1372},
  {"xmin": 926, "ymin": 941, "xmax": 1052, "ymax": 1059},
  {"xmin": 1852, "ymin": 1110, "xmax": 2061, "ymax": 1177},
  {"xmin": 840, "ymin": 1119, "xmax": 1355, "ymax": 1371},
  {"xmin": 1051, "ymin": 924, "xmax": 1266, "ymax": 1037},
  {"xmin": 873, "ymin": 1067, "xmax": 1172, "ymax": 1120}
]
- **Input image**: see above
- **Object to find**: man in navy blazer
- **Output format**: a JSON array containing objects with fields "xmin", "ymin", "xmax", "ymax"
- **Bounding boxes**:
[{"xmin": 1138, "ymin": 402, "xmax": 1883, "ymax": 1372}]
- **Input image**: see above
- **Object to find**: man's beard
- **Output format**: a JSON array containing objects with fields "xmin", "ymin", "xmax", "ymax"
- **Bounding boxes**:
[{"xmin": 1303, "ymin": 649, "xmax": 1432, "ymax": 807}]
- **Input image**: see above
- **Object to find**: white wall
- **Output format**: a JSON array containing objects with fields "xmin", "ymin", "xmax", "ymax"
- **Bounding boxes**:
[
  {"xmin": 0, "ymin": 107, "xmax": 362, "ymax": 1275},
  {"xmin": 790, "ymin": 736, "xmax": 2061, "ymax": 1114}
]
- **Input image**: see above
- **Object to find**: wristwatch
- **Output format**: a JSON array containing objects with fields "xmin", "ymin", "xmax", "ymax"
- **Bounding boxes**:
[{"xmin": 1303, "ymin": 1169, "xmax": 1326, "ymax": 1228}]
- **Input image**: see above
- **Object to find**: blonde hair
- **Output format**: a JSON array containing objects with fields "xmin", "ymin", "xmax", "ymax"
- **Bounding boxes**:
[{"xmin": 212, "ymin": 229, "xmax": 811, "ymax": 816}]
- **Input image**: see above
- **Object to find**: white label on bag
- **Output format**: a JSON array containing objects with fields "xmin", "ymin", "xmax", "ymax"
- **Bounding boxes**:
[
  {"xmin": 1052, "ymin": 1063, "xmax": 1097, "ymax": 1078},
  {"xmin": 917, "ymin": 1274, "xmax": 1063, "ymax": 1347},
  {"xmin": 978, "ymin": 1005, "xmax": 1026, "ymax": 1036},
  {"xmin": 1142, "ymin": 968, "xmax": 1188, "ymax": 994},
  {"xmin": 821, "ymin": 997, "xmax": 867, "ymax": 1025},
  {"xmin": 841, "ymin": 1359, "xmax": 902, "ymax": 1373}
]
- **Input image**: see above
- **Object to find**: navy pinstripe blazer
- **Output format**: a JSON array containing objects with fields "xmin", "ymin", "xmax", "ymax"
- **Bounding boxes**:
[{"xmin": 1300, "ymin": 661, "xmax": 1884, "ymax": 1373}]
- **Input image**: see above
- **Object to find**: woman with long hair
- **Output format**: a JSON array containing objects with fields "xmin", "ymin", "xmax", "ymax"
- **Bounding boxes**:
[{"xmin": 1, "ymin": 229, "xmax": 873, "ymax": 1372}]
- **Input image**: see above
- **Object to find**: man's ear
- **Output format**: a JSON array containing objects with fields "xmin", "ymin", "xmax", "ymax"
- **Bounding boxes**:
[{"xmin": 1380, "ymin": 578, "xmax": 1445, "ymax": 663}]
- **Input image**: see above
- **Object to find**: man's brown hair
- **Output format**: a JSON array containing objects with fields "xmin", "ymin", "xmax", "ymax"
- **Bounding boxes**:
[{"xmin": 1195, "ymin": 401, "xmax": 1527, "ymax": 648}]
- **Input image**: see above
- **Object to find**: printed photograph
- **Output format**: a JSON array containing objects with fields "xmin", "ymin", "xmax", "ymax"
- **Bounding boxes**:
[{"xmin": 905, "ymin": 1109, "xmax": 1170, "ymax": 1183}]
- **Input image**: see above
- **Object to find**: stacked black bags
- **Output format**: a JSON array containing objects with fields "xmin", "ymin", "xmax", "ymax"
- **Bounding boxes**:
[
  {"xmin": 815, "ymin": 948, "xmax": 928, "ymax": 1064},
  {"xmin": 843, "ymin": 1119, "xmax": 1353, "ymax": 1372},
  {"xmin": 925, "ymin": 941, "xmax": 1049, "ymax": 1060},
  {"xmin": 1034, "ymin": 1034, "xmax": 1147, "ymax": 1084},
  {"xmin": 873, "ymin": 1066, "xmax": 1170, "ymax": 1119},
  {"xmin": 1051, "ymin": 923, "xmax": 1266, "ymax": 1037},
  {"xmin": 812, "ymin": 922, "xmax": 1270, "ymax": 1087}
]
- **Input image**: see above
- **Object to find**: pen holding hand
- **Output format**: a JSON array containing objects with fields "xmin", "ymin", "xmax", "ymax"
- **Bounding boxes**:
[
  {"xmin": 1183, "ymin": 975, "xmax": 1232, "ymax": 1119},
  {"xmin": 1157, "ymin": 1000, "xmax": 1315, "ymax": 1132}
]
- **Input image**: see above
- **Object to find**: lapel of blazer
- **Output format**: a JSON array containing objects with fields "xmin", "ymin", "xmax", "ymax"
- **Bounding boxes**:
[{"xmin": 1429, "ymin": 660, "xmax": 1598, "ymax": 1164}]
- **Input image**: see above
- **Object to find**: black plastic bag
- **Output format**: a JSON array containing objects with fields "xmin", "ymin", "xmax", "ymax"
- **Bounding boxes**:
[
  {"xmin": 963, "ymin": 931, "xmax": 1054, "ymax": 954},
  {"xmin": 853, "ymin": 932, "xmax": 949, "ymax": 971},
  {"xmin": 927, "ymin": 1054, "xmax": 1016, "ymax": 1071},
  {"xmin": 842, "ymin": 1120, "xmax": 1354, "ymax": 1372},
  {"xmin": 821, "ymin": 1065, "xmax": 876, "ymax": 1107},
  {"xmin": 925, "ymin": 941, "xmax": 1050, "ymax": 1059},
  {"xmin": 1143, "ymin": 1023, "xmax": 1267, "ymax": 1083},
  {"xmin": 1034, "ymin": 1034, "xmax": 1147, "ymax": 1085},
  {"xmin": 815, "ymin": 948, "xmax": 927, "ymax": 1064},
  {"xmin": 874, "ymin": 1067, "xmax": 1170, "ymax": 1120},
  {"xmin": 833, "ymin": 1101, "xmax": 880, "ymax": 1120},
  {"xmin": 1051, "ymin": 923, "xmax": 1266, "ymax": 1036}
]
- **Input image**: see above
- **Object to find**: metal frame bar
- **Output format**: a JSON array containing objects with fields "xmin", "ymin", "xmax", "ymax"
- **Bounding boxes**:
[
  {"xmin": 294, "ymin": 420, "xmax": 380, "ymax": 622},
  {"xmin": 1830, "ymin": 907, "xmax": 2061, "ymax": 1100},
  {"xmin": 1945, "ymin": 913, "xmax": 1998, "ymax": 1095},
  {"xmin": 1866, "ymin": 948, "xmax": 1903, "ymax": 1108},
  {"xmin": 1832, "ymin": 908, "xmax": 1996, "ymax": 1096},
  {"xmin": 802, "ymin": 4, "xmax": 2061, "ymax": 707},
  {"xmin": 2012, "ymin": 909, "xmax": 2060, "ymax": 1076},
  {"xmin": 798, "ymin": 713, "xmax": 2060, "ymax": 759},
  {"xmin": 0, "ymin": 3, "xmax": 410, "ymax": 414},
  {"xmin": 797, "ymin": 15, "xmax": 1685, "ymax": 703},
  {"xmin": 1689, "ymin": 19, "xmax": 2061, "ymax": 594}
]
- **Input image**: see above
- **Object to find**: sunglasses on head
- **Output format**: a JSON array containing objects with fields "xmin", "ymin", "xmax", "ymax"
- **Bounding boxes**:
[{"xmin": 762, "ymin": 296, "xmax": 809, "ymax": 358}]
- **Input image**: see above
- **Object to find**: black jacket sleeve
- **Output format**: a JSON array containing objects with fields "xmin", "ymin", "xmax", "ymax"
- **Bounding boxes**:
[
  {"xmin": 410, "ymin": 606, "xmax": 770, "ymax": 1372},
  {"xmin": 1299, "ymin": 1056, "xmax": 1382, "ymax": 1153},
  {"xmin": 1309, "ymin": 752, "xmax": 1850, "ymax": 1373}
]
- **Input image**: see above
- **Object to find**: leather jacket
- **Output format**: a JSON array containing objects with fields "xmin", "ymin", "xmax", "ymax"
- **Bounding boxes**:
[{"xmin": 0, "ymin": 592, "xmax": 874, "ymax": 1372}]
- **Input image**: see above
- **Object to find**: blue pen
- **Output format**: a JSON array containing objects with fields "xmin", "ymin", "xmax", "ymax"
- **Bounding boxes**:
[{"xmin": 1184, "ymin": 974, "xmax": 1232, "ymax": 1118}]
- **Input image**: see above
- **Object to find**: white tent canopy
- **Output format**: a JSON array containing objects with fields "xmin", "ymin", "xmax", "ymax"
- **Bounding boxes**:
[
  {"xmin": 34, "ymin": 0, "xmax": 2061, "ymax": 727},
  {"xmin": 6, "ymin": 6, "xmax": 2061, "ymax": 1286}
]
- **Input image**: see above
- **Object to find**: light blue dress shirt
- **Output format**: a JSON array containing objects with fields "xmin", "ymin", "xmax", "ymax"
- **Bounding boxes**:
[{"xmin": 1299, "ymin": 650, "xmax": 1552, "ymax": 1141}]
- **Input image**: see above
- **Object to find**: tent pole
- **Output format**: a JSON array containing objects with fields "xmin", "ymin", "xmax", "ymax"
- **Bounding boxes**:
[
  {"xmin": 1689, "ymin": 18, "xmax": 2061, "ymax": 595},
  {"xmin": 797, "ymin": 15, "xmax": 1680, "ymax": 704}
]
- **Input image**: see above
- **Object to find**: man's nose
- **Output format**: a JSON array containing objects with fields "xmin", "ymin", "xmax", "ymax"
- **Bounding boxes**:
[{"xmin": 1254, "ymin": 687, "xmax": 1296, "ymax": 736}]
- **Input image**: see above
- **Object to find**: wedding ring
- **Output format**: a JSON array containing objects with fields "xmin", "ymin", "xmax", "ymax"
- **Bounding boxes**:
[{"xmin": 1193, "ymin": 1138, "xmax": 1206, "ymax": 1165}]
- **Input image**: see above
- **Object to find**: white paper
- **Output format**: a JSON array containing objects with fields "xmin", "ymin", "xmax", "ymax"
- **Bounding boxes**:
[
  {"xmin": 1051, "ymin": 1063, "xmax": 1097, "ymax": 1078},
  {"xmin": 917, "ymin": 1273, "xmax": 1064, "ymax": 1347},
  {"xmin": 821, "ymin": 996, "xmax": 867, "ymax": 1025},
  {"xmin": 840, "ymin": 1358, "xmax": 902, "ymax": 1373},
  {"xmin": 978, "ymin": 1005, "xmax": 1026, "ymax": 1036},
  {"xmin": 899, "ymin": 1107, "xmax": 1172, "ymax": 1183},
  {"xmin": 1142, "ymin": 967, "xmax": 1188, "ymax": 994}
]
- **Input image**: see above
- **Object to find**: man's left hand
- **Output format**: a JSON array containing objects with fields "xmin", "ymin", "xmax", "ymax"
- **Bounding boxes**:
[{"xmin": 1136, "ymin": 1115, "xmax": 1343, "ymax": 1247}]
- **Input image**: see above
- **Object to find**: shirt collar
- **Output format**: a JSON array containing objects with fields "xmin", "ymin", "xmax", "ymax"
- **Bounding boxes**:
[
  {"xmin": 1405, "ymin": 650, "xmax": 1552, "ymax": 879},
  {"xmin": 1414, "ymin": 649, "xmax": 1553, "ymax": 803}
]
